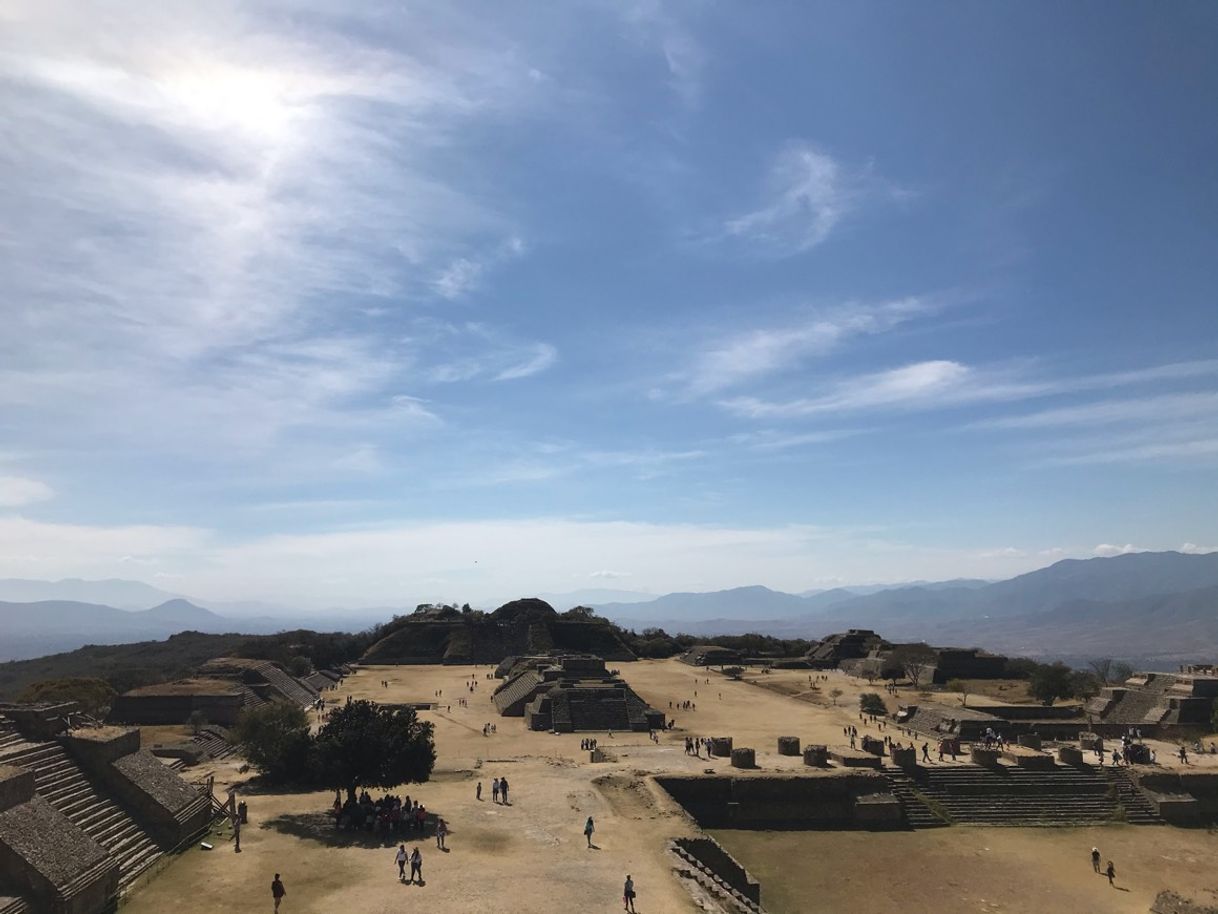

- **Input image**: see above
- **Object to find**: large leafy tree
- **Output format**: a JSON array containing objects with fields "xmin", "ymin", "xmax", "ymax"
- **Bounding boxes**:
[
  {"xmin": 233, "ymin": 702, "xmax": 313, "ymax": 782},
  {"xmin": 1028, "ymin": 662, "xmax": 1075, "ymax": 706},
  {"xmin": 313, "ymin": 700, "xmax": 436, "ymax": 802}
]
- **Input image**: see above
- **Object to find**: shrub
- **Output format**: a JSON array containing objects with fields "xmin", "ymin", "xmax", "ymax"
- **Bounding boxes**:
[
  {"xmin": 859, "ymin": 692, "xmax": 886, "ymax": 715},
  {"xmin": 233, "ymin": 703, "xmax": 313, "ymax": 782}
]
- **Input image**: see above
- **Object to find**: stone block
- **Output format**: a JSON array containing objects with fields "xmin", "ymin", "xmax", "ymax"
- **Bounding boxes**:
[
  {"xmin": 853, "ymin": 792, "xmax": 902, "ymax": 825},
  {"xmin": 1017, "ymin": 733, "xmax": 1042, "ymax": 750},
  {"xmin": 1079, "ymin": 731, "xmax": 1101, "ymax": 751},
  {"xmin": 1002, "ymin": 745, "xmax": 1055, "ymax": 769},
  {"xmin": 970, "ymin": 746, "xmax": 1001, "ymax": 767},
  {"xmin": 730, "ymin": 748, "xmax": 756, "ymax": 769},
  {"xmin": 1057, "ymin": 745, "xmax": 1085, "ymax": 766},
  {"xmin": 0, "ymin": 766, "xmax": 34, "ymax": 814},
  {"xmin": 860, "ymin": 735, "xmax": 885, "ymax": 756},
  {"xmin": 802, "ymin": 745, "xmax": 829, "ymax": 767},
  {"xmin": 889, "ymin": 745, "xmax": 916, "ymax": 768},
  {"xmin": 710, "ymin": 737, "xmax": 734, "ymax": 757},
  {"xmin": 776, "ymin": 736, "xmax": 800, "ymax": 756},
  {"xmin": 829, "ymin": 748, "xmax": 882, "ymax": 769}
]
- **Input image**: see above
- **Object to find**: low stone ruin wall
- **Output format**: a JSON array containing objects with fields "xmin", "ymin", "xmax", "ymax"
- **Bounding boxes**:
[
  {"xmin": 656, "ymin": 771, "xmax": 901, "ymax": 829},
  {"xmin": 672, "ymin": 836, "xmax": 761, "ymax": 907},
  {"xmin": 1135, "ymin": 771, "xmax": 1218, "ymax": 826},
  {"xmin": 1152, "ymin": 891, "xmax": 1218, "ymax": 914}
]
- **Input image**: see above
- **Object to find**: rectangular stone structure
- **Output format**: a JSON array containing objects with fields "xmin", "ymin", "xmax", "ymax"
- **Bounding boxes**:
[
  {"xmin": 730, "ymin": 748, "xmax": 756, "ymax": 769},
  {"xmin": 802, "ymin": 745, "xmax": 829, "ymax": 767},
  {"xmin": 829, "ymin": 747, "xmax": 882, "ymax": 769},
  {"xmin": 709, "ymin": 737, "xmax": 734, "ymax": 758},
  {"xmin": 776, "ymin": 736, "xmax": 801, "ymax": 756},
  {"xmin": 1002, "ymin": 745, "xmax": 1055, "ymax": 770}
]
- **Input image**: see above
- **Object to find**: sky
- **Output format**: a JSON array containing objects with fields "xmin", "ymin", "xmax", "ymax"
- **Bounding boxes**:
[{"xmin": 1, "ymin": 1, "xmax": 1217, "ymax": 610}]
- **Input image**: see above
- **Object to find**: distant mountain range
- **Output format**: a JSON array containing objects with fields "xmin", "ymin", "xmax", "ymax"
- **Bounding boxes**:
[
  {"xmin": 2, "ymin": 551, "xmax": 1217, "ymax": 665},
  {"xmin": 595, "ymin": 552, "xmax": 1218, "ymax": 666}
]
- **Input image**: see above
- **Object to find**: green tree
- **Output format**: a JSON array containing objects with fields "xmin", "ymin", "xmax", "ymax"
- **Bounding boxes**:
[
  {"xmin": 1029, "ymin": 662, "xmax": 1074, "ymax": 706},
  {"xmin": 313, "ymin": 700, "xmax": 436, "ymax": 803},
  {"xmin": 233, "ymin": 702, "xmax": 313, "ymax": 782},
  {"xmin": 829, "ymin": 688, "xmax": 843, "ymax": 706},
  {"xmin": 859, "ymin": 692, "xmax": 886, "ymax": 715}
]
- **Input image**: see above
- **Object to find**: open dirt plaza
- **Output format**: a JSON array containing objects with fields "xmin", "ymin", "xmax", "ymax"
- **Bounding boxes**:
[{"xmin": 122, "ymin": 661, "xmax": 1218, "ymax": 914}]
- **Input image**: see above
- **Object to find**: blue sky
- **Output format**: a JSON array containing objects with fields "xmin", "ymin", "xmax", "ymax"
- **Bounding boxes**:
[{"xmin": 1, "ymin": 1, "xmax": 1216, "ymax": 608}]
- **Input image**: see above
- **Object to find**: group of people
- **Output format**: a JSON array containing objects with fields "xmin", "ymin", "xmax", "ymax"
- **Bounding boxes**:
[
  {"xmin": 1090, "ymin": 847, "xmax": 1118, "ymax": 886},
  {"xmin": 481, "ymin": 722, "xmax": 498, "ymax": 736},
  {"xmin": 332, "ymin": 790, "xmax": 431, "ymax": 835},
  {"xmin": 475, "ymin": 776, "xmax": 511, "ymax": 804},
  {"xmin": 393, "ymin": 844, "xmax": 425, "ymax": 884},
  {"xmin": 580, "ymin": 737, "xmax": 599, "ymax": 751}
]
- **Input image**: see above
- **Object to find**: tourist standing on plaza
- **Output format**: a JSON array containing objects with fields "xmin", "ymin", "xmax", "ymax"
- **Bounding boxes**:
[
  {"xmin": 1091, "ymin": 847, "xmax": 1101, "ymax": 873},
  {"xmin": 395, "ymin": 845, "xmax": 407, "ymax": 881},
  {"xmin": 623, "ymin": 874, "xmax": 636, "ymax": 912},
  {"xmin": 409, "ymin": 847, "xmax": 423, "ymax": 884},
  {"xmin": 436, "ymin": 817, "xmax": 448, "ymax": 850},
  {"xmin": 492, "ymin": 777, "xmax": 500, "ymax": 803},
  {"xmin": 476, "ymin": 781, "xmax": 482, "ymax": 801},
  {"xmin": 500, "ymin": 776, "xmax": 510, "ymax": 804},
  {"xmin": 584, "ymin": 816, "xmax": 595, "ymax": 847},
  {"xmin": 1106, "ymin": 860, "xmax": 1116, "ymax": 886},
  {"xmin": 271, "ymin": 873, "xmax": 286, "ymax": 912}
]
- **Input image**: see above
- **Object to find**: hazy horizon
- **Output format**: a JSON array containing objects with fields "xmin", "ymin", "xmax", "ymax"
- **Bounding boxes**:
[{"xmin": 2, "ymin": 3, "xmax": 1216, "ymax": 609}]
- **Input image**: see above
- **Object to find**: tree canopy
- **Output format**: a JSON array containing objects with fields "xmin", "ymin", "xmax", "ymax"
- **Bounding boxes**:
[
  {"xmin": 1028, "ymin": 662, "xmax": 1075, "ymax": 706},
  {"xmin": 313, "ymin": 700, "xmax": 436, "ymax": 802},
  {"xmin": 859, "ymin": 692, "xmax": 886, "ymax": 715},
  {"xmin": 233, "ymin": 702, "xmax": 313, "ymax": 782}
]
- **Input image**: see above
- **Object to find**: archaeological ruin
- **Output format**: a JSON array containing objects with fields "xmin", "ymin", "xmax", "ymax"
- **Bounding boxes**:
[
  {"xmin": 0, "ymin": 703, "xmax": 215, "ymax": 914},
  {"xmin": 493, "ymin": 654, "xmax": 665, "ymax": 732},
  {"xmin": 360, "ymin": 599, "xmax": 636, "ymax": 665}
]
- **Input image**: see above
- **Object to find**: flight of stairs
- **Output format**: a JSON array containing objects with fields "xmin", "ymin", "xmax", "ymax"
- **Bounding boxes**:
[
  {"xmin": 883, "ymin": 766, "xmax": 950, "ymax": 828},
  {"xmin": 884, "ymin": 762, "xmax": 1163, "ymax": 826},
  {"xmin": 0, "ymin": 895, "xmax": 29, "ymax": 914},
  {"xmin": 0, "ymin": 737, "xmax": 165, "ymax": 891}
]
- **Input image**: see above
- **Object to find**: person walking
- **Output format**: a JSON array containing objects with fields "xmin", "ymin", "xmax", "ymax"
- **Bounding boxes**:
[
  {"xmin": 492, "ymin": 777, "xmax": 500, "ymax": 803},
  {"xmin": 435, "ymin": 818, "xmax": 448, "ymax": 850},
  {"xmin": 409, "ymin": 846, "xmax": 423, "ymax": 884},
  {"xmin": 476, "ymin": 781, "xmax": 482, "ymax": 801},
  {"xmin": 584, "ymin": 816, "xmax": 595, "ymax": 848},
  {"xmin": 1091, "ymin": 847, "xmax": 1101, "ymax": 873},
  {"xmin": 395, "ymin": 845, "xmax": 407, "ymax": 882},
  {"xmin": 623, "ymin": 874, "xmax": 637, "ymax": 913},
  {"xmin": 499, "ymin": 776, "xmax": 510, "ymax": 804},
  {"xmin": 1106, "ymin": 860, "xmax": 1116, "ymax": 887},
  {"xmin": 271, "ymin": 873, "xmax": 286, "ymax": 912}
]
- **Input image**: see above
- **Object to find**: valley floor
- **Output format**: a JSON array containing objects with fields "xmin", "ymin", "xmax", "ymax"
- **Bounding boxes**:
[{"xmin": 121, "ymin": 661, "xmax": 1218, "ymax": 914}]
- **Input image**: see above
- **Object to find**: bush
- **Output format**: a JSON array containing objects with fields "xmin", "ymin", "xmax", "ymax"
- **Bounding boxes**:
[
  {"xmin": 17, "ymin": 677, "xmax": 116, "ymax": 717},
  {"xmin": 859, "ymin": 692, "xmax": 886, "ymax": 715},
  {"xmin": 1029, "ymin": 662, "xmax": 1074, "ymax": 706}
]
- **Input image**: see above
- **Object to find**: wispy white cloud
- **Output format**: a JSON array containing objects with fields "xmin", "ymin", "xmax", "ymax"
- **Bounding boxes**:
[
  {"xmin": 590, "ymin": 569, "xmax": 632, "ymax": 579},
  {"xmin": 423, "ymin": 324, "xmax": 557, "ymax": 384},
  {"xmin": 728, "ymin": 429, "xmax": 862, "ymax": 451},
  {"xmin": 723, "ymin": 359, "xmax": 1218, "ymax": 421},
  {"xmin": 977, "ymin": 391, "xmax": 1218, "ymax": 430},
  {"xmin": 1093, "ymin": 543, "xmax": 1145, "ymax": 557},
  {"xmin": 0, "ymin": 1, "xmax": 545, "ymax": 467},
  {"xmin": 715, "ymin": 141, "xmax": 895, "ymax": 257},
  {"xmin": 0, "ymin": 476, "xmax": 55, "ymax": 507},
  {"xmin": 496, "ymin": 343, "xmax": 558, "ymax": 381},
  {"xmin": 1181, "ymin": 543, "xmax": 1218, "ymax": 555},
  {"xmin": 680, "ymin": 298, "xmax": 933, "ymax": 396}
]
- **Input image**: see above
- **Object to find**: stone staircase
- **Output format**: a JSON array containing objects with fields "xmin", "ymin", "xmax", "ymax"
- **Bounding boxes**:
[
  {"xmin": 883, "ymin": 766, "xmax": 950, "ymax": 828},
  {"xmin": 887, "ymin": 763, "xmax": 1163, "ymax": 826},
  {"xmin": 0, "ymin": 737, "xmax": 165, "ymax": 891},
  {"xmin": 0, "ymin": 895, "xmax": 29, "ymax": 914},
  {"xmin": 1101, "ymin": 766, "xmax": 1162, "ymax": 822}
]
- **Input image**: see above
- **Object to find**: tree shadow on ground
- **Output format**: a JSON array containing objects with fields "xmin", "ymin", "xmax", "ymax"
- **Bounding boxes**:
[{"xmin": 260, "ymin": 811, "xmax": 440, "ymax": 848}]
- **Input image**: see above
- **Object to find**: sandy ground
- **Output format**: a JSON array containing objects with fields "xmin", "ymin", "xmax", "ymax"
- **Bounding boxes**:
[{"xmin": 119, "ymin": 661, "xmax": 1218, "ymax": 914}]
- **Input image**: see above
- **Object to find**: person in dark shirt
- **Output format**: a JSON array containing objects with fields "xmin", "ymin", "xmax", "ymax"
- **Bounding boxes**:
[{"xmin": 271, "ymin": 874, "xmax": 286, "ymax": 912}]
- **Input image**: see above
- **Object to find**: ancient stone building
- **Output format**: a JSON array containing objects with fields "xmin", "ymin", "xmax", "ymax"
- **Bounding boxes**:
[
  {"xmin": 0, "ymin": 704, "xmax": 213, "ymax": 913},
  {"xmin": 677, "ymin": 645, "xmax": 743, "ymax": 667},
  {"xmin": 1086, "ymin": 669, "xmax": 1218, "ymax": 730},
  {"xmin": 804, "ymin": 630, "xmax": 888, "ymax": 669},
  {"xmin": 841, "ymin": 643, "xmax": 1008, "ymax": 684},
  {"xmin": 361, "ymin": 599, "xmax": 636, "ymax": 664},
  {"xmin": 109, "ymin": 658, "xmax": 318, "ymax": 728},
  {"xmin": 491, "ymin": 654, "xmax": 663, "ymax": 732}
]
